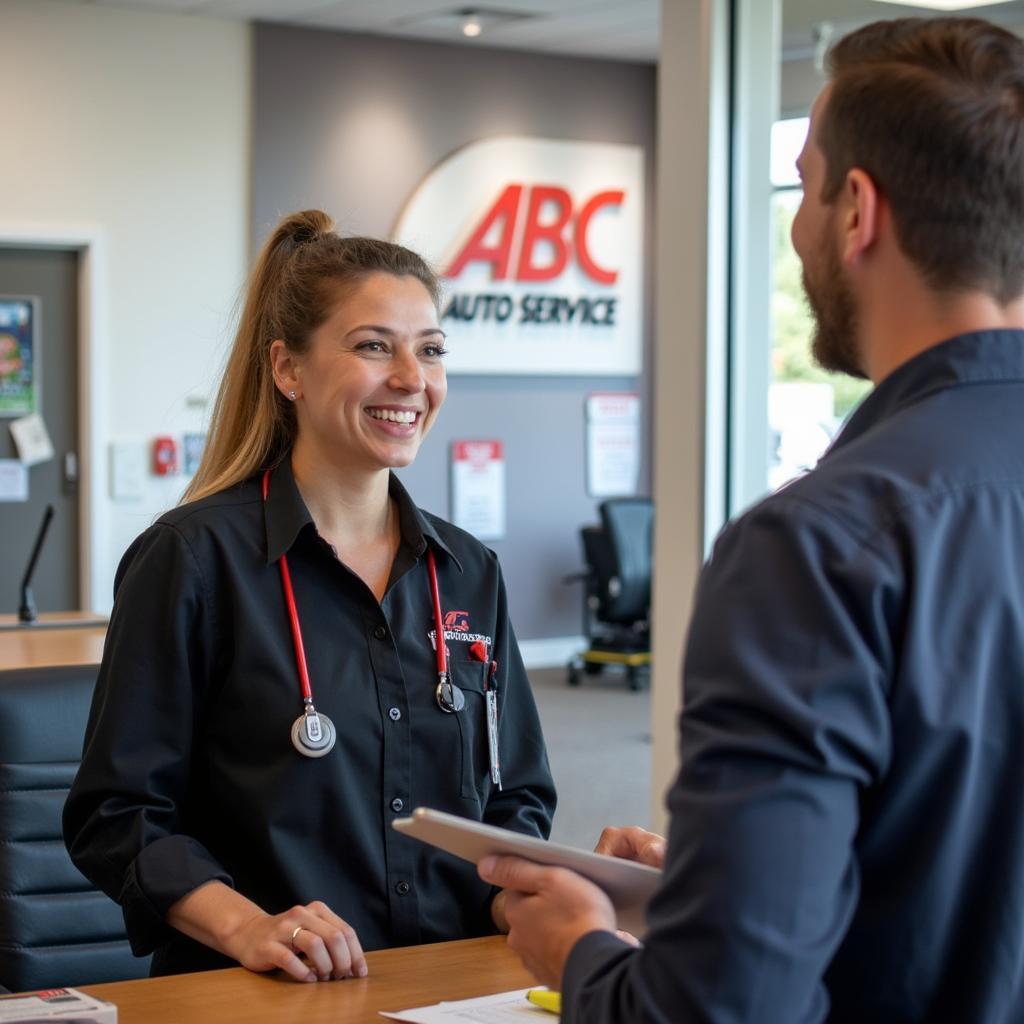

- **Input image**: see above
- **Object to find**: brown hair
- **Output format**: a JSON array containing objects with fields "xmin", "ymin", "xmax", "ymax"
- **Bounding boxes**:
[
  {"xmin": 183, "ymin": 210, "xmax": 440, "ymax": 502},
  {"xmin": 820, "ymin": 17, "xmax": 1024, "ymax": 304}
]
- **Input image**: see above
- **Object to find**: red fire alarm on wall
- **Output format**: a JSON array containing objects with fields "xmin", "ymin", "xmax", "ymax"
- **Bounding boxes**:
[{"xmin": 152, "ymin": 436, "xmax": 179, "ymax": 476}]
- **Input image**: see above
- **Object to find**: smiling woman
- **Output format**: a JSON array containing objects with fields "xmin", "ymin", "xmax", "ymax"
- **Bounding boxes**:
[
  {"xmin": 270, "ymin": 272, "xmax": 447, "ymax": 483},
  {"xmin": 62, "ymin": 210, "xmax": 556, "ymax": 981}
]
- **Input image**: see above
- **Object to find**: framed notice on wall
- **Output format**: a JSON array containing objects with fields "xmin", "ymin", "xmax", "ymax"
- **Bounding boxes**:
[
  {"xmin": 586, "ymin": 392, "xmax": 640, "ymax": 498},
  {"xmin": 451, "ymin": 440, "xmax": 505, "ymax": 541},
  {"xmin": 0, "ymin": 296, "xmax": 40, "ymax": 417}
]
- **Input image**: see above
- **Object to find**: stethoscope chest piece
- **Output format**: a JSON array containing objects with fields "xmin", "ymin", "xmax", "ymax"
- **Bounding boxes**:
[
  {"xmin": 436, "ymin": 676, "xmax": 466, "ymax": 713},
  {"xmin": 291, "ymin": 707, "xmax": 337, "ymax": 758}
]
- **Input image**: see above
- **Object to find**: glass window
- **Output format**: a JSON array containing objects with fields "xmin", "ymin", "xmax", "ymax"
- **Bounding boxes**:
[
  {"xmin": 732, "ymin": 2, "xmax": 1024, "ymax": 508},
  {"xmin": 768, "ymin": 120, "xmax": 870, "ymax": 489}
]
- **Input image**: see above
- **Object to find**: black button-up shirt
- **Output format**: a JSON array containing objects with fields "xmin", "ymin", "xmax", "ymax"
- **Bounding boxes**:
[
  {"xmin": 64, "ymin": 460, "xmax": 555, "ymax": 975},
  {"xmin": 565, "ymin": 331, "xmax": 1024, "ymax": 1022}
]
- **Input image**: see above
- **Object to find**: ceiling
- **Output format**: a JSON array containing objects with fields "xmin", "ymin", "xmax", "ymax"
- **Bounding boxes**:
[
  {"xmin": 62, "ymin": 0, "xmax": 1024, "ymax": 63},
  {"xmin": 66, "ymin": 0, "xmax": 660, "ymax": 62}
]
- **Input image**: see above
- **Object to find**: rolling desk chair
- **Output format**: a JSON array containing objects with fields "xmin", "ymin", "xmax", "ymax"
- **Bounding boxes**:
[
  {"xmin": 567, "ymin": 497, "xmax": 653, "ymax": 691},
  {"xmin": 0, "ymin": 664, "xmax": 148, "ymax": 991}
]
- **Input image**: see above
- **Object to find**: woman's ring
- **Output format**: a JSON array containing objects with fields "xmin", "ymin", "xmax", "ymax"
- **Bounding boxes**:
[{"xmin": 291, "ymin": 925, "xmax": 304, "ymax": 945}]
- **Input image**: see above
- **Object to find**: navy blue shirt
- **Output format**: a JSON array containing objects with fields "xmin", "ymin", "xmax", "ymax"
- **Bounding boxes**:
[
  {"xmin": 565, "ymin": 331, "xmax": 1024, "ymax": 1022},
  {"xmin": 64, "ymin": 460, "xmax": 555, "ymax": 975}
]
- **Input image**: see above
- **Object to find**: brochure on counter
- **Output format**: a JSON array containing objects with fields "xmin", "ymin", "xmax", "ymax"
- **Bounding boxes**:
[{"xmin": 0, "ymin": 988, "xmax": 116, "ymax": 1022}]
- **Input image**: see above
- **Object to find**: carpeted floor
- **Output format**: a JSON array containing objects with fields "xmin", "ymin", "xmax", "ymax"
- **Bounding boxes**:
[{"xmin": 527, "ymin": 665, "xmax": 653, "ymax": 850}]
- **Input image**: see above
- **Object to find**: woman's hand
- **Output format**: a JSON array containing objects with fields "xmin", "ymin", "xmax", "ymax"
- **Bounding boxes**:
[
  {"xmin": 167, "ymin": 882, "xmax": 367, "ymax": 983},
  {"xmin": 594, "ymin": 825, "xmax": 667, "ymax": 868},
  {"xmin": 224, "ymin": 901, "xmax": 368, "ymax": 982}
]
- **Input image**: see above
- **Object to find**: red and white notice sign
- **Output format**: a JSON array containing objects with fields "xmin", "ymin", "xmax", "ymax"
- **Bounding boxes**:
[
  {"xmin": 451, "ymin": 440, "xmax": 506, "ymax": 541},
  {"xmin": 586, "ymin": 392, "xmax": 640, "ymax": 498}
]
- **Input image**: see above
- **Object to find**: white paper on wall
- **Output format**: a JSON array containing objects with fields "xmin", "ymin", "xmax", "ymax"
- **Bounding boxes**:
[
  {"xmin": 451, "ymin": 440, "xmax": 506, "ymax": 541},
  {"xmin": 0, "ymin": 459, "xmax": 28, "ymax": 502},
  {"xmin": 8, "ymin": 412, "xmax": 54, "ymax": 467},
  {"xmin": 109, "ymin": 440, "xmax": 147, "ymax": 500},
  {"xmin": 586, "ymin": 392, "xmax": 640, "ymax": 498}
]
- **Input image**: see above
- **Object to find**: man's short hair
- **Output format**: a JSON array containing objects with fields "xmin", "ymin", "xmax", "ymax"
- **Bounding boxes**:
[{"xmin": 821, "ymin": 17, "xmax": 1024, "ymax": 305}]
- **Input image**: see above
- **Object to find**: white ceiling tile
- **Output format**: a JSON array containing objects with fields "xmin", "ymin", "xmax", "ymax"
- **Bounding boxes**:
[{"xmin": 68, "ymin": 0, "xmax": 659, "ymax": 60}]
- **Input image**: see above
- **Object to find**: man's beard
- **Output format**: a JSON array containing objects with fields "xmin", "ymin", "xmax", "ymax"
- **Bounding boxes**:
[{"xmin": 802, "ymin": 231, "xmax": 867, "ymax": 380}]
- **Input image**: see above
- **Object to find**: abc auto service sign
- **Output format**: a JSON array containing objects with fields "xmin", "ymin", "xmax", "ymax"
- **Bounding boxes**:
[{"xmin": 393, "ymin": 137, "xmax": 643, "ymax": 375}]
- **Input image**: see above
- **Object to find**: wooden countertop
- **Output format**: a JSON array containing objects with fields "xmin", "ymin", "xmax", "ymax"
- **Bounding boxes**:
[
  {"xmin": 81, "ymin": 935, "xmax": 536, "ymax": 1024},
  {"xmin": 0, "ymin": 623, "xmax": 106, "ymax": 669},
  {"xmin": 0, "ymin": 611, "xmax": 108, "ymax": 631}
]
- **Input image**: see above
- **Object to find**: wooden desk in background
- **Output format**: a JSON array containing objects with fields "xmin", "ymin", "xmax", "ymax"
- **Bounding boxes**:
[
  {"xmin": 82, "ymin": 936, "xmax": 535, "ymax": 1024},
  {"xmin": 0, "ymin": 623, "xmax": 106, "ymax": 669},
  {"xmin": 0, "ymin": 612, "xmax": 108, "ymax": 632}
]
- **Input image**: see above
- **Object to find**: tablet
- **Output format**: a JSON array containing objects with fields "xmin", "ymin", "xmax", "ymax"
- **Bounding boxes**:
[{"xmin": 392, "ymin": 807, "xmax": 661, "ymax": 936}]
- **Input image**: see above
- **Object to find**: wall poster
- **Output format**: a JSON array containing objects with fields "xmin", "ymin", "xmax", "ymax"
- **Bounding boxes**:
[
  {"xmin": 451, "ymin": 440, "xmax": 506, "ymax": 541},
  {"xmin": 586, "ymin": 392, "xmax": 640, "ymax": 498},
  {"xmin": 0, "ymin": 296, "xmax": 39, "ymax": 417}
]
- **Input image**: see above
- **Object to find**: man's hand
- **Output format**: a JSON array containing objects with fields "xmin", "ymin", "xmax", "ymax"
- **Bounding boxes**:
[
  {"xmin": 595, "ymin": 826, "xmax": 667, "ymax": 868},
  {"xmin": 478, "ymin": 856, "xmax": 616, "ymax": 989},
  {"xmin": 490, "ymin": 889, "xmax": 509, "ymax": 933}
]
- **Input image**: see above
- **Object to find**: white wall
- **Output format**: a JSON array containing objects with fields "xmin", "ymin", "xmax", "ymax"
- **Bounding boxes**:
[{"xmin": 0, "ymin": 0, "xmax": 250, "ymax": 611}]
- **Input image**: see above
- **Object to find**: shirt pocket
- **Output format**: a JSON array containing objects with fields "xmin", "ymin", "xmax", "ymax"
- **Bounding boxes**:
[{"xmin": 452, "ymin": 661, "xmax": 490, "ymax": 801}]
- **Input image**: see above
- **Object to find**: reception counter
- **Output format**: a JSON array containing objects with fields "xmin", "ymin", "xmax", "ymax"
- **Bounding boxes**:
[{"xmin": 82, "ymin": 935, "xmax": 535, "ymax": 1024}]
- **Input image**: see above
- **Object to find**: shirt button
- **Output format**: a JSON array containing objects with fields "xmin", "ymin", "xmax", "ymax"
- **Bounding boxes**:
[
  {"xmin": 374, "ymin": 625, "xmax": 387, "ymax": 640},
  {"xmin": 391, "ymin": 798, "xmax": 404, "ymax": 813},
  {"xmin": 395, "ymin": 881, "xmax": 411, "ymax": 896},
  {"xmin": 388, "ymin": 707, "xmax": 401, "ymax": 721}
]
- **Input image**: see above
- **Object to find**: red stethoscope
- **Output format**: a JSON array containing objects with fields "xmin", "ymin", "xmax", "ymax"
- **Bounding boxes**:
[{"xmin": 262, "ymin": 469, "xmax": 464, "ymax": 760}]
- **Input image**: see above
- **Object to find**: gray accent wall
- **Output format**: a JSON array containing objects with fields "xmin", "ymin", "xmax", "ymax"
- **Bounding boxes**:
[{"xmin": 253, "ymin": 24, "xmax": 655, "ymax": 641}]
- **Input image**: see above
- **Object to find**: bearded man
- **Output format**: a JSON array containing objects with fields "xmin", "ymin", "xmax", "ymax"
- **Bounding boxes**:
[{"xmin": 482, "ymin": 16, "xmax": 1024, "ymax": 1023}]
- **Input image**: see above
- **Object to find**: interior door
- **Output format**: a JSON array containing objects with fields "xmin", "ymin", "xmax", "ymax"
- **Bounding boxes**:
[{"xmin": 0, "ymin": 248, "xmax": 80, "ymax": 614}]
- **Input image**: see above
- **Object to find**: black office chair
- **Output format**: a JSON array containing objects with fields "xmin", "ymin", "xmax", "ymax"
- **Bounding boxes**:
[
  {"xmin": 0, "ymin": 664, "xmax": 149, "ymax": 991},
  {"xmin": 566, "ymin": 497, "xmax": 653, "ymax": 691}
]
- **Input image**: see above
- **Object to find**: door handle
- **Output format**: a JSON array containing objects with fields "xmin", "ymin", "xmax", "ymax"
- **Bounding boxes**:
[{"xmin": 63, "ymin": 450, "xmax": 78, "ymax": 494}]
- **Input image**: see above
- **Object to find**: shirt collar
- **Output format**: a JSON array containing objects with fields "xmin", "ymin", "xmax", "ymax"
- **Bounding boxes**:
[
  {"xmin": 825, "ymin": 329, "xmax": 1024, "ymax": 459},
  {"xmin": 388, "ymin": 472, "xmax": 464, "ymax": 573},
  {"xmin": 262, "ymin": 458, "xmax": 462, "ymax": 572}
]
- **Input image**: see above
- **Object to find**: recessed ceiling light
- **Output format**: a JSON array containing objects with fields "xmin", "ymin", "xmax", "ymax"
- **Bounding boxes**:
[
  {"xmin": 398, "ymin": 7, "xmax": 536, "ymax": 40},
  {"xmin": 869, "ymin": 0, "xmax": 1017, "ymax": 10}
]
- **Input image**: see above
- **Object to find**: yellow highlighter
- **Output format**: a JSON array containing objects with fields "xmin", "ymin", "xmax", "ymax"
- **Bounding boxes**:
[{"xmin": 527, "ymin": 989, "xmax": 562, "ymax": 1014}]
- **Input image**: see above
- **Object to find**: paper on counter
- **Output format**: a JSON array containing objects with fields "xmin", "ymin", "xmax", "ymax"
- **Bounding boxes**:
[
  {"xmin": 0, "ymin": 986, "xmax": 116, "ymax": 1021},
  {"xmin": 380, "ymin": 987, "xmax": 554, "ymax": 1023}
]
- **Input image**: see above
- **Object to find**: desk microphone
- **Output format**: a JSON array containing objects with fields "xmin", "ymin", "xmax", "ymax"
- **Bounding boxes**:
[{"xmin": 18, "ymin": 504, "xmax": 55, "ymax": 624}]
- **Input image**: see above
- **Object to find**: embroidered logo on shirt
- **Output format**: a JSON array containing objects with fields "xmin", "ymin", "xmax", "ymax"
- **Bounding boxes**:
[
  {"xmin": 443, "ymin": 610, "xmax": 470, "ymax": 632},
  {"xmin": 428, "ymin": 615, "xmax": 493, "ymax": 649}
]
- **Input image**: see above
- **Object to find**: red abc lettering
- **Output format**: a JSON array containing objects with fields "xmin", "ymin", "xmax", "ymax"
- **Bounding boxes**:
[
  {"xmin": 515, "ymin": 186, "xmax": 573, "ymax": 282},
  {"xmin": 575, "ymin": 190, "xmax": 625, "ymax": 285},
  {"xmin": 445, "ymin": 184, "xmax": 523, "ymax": 280}
]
